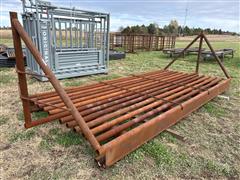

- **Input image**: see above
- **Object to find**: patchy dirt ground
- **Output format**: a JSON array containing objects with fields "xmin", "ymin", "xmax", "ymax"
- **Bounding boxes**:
[{"xmin": 0, "ymin": 40, "xmax": 239, "ymax": 179}]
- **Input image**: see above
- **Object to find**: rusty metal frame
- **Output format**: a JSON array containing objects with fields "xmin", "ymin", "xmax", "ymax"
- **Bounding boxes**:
[
  {"xmin": 10, "ymin": 12, "xmax": 231, "ymax": 167},
  {"xmin": 110, "ymin": 33, "xmax": 176, "ymax": 53},
  {"xmin": 99, "ymin": 78, "xmax": 230, "ymax": 165},
  {"xmin": 10, "ymin": 12, "xmax": 101, "ymax": 151},
  {"xmin": 164, "ymin": 31, "xmax": 230, "ymax": 79}
]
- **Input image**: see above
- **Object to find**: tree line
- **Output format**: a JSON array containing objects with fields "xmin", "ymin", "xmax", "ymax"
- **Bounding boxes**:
[
  {"xmin": 119, "ymin": 20, "xmax": 238, "ymax": 36},
  {"xmin": 0, "ymin": 26, "xmax": 11, "ymax": 30}
]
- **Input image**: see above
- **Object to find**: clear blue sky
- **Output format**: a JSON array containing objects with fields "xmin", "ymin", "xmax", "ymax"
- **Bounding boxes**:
[{"xmin": 0, "ymin": 0, "xmax": 239, "ymax": 32}]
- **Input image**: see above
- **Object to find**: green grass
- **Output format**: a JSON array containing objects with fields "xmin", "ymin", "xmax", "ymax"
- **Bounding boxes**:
[
  {"xmin": 90, "ymin": 73, "xmax": 123, "ymax": 82},
  {"xmin": 17, "ymin": 111, "xmax": 48, "ymax": 122},
  {"xmin": 0, "ymin": 116, "xmax": 8, "ymax": 125},
  {"xmin": 39, "ymin": 128, "xmax": 83, "ymax": 149},
  {"xmin": 203, "ymin": 101, "xmax": 226, "ymax": 117},
  {"xmin": 9, "ymin": 129, "xmax": 36, "ymax": 143},
  {"xmin": 0, "ymin": 74, "xmax": 15, "ymax": 85},
  {"xmin": 64, "ymin": 80, "xmax": 84, "ymax": 87},
  {"xmin": 142, "ymin": 140, "xmax": 175, "ymax": 167},
  {"xmin": 126, "ymin": 136, "xmax": 237, "ymax": 178},
  {"xmin": 0, "ymin": 38, "xmax": 14, "ymax": 47},
  {"xmin": 32, "ymin": 111, "xmax": 48, "ymax": 119},
  {"xmin": 17, "ymin": 112, "xmax": 24, "ymax": 122}
]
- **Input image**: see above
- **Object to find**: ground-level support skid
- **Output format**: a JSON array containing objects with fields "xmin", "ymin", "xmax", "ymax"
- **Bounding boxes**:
[{"xmin": 10, "ymin": 12, "xmax": 231, "ymax": 167}]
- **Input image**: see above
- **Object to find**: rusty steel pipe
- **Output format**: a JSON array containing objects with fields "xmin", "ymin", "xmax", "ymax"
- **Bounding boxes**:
[
  {"xmin": 90, "ymin": 77, "xmax": 214, "ymax": 135},
  {"xmin": 66, "ymin": 78, "xmax": 200, "ymax": 127},
  {"xmin": 65, "ymin": 74, "xmax": 202, "ymax": 128},
  {"xmin": 48, "ymin": 72, "xmax": 185, "ymax": 114},
  {"xmin": 31, "ymin": 69, "xmax": 165, "ymax": 100},
  {"xmin": 36, "ymin": 72, "xmax": 162, "ymax": 104},
  {"xmin": 39, "ymin": 70, "xmax": 177, "ymax": 105},
  {"xmin": 39, "ymin": 71, "xmax": 174, "ymax": 108},
  {"xmin": 99, "ymin": 79, "xmax": 230, "ymax": 166},
  {"xmin": 88, "ymin": 76, "xmax": 212, "ymax": 132},
  {"xmin": 47, "ymin": 80, "xmax": 161, "ymax": 113},
  {"xmin": 96, "ymin": 78, "xmax": 222, "ymax": 142},
  {"xmin": 61, "ymin": 73, "xmax": 199, "ymax": 124},
  {"xmin": 34, "ymin": 70, "xmax": 168, "ymax": 101},
  {"xmin": 42, "ymin": 71, "xmax": 174, "ymax": 108},
  {"xmin": 73, "ymin": 75, "xmax": 217, "ymax": 135},
  {"xmin": 58, "ymin": 74, "xmax": 186, "ymax": 124},
  {"xmin": 61, "ymin": 73, "xmax": 195, "ymax": 119},
  {"xmin": 38, "ymin": 71, "xmax": 181, "ymax": 111}
]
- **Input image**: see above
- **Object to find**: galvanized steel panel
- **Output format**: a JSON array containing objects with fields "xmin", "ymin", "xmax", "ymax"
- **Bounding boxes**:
[{"xmin": 22, "ymin": 0, "xmax": 109, "ymax": 81}]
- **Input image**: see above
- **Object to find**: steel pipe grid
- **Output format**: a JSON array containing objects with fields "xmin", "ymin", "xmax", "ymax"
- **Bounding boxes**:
[
  {"xmin": 28, "ymin": 69, "xmax": 230, "ymax": 166},
  {"xmin": 10, "ymin": 11, "xmax": 231, "ymax": 167}
]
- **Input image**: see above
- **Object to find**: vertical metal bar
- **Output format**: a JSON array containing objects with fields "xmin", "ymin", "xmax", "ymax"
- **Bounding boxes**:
[
  {"xmin": 100, "ymin": 19, "xmax": 102, "ymax": 49},
  {"xmin": 106, "ymin": 15, "xmax": 110, "ymax": 68},
  {"xmin": 86, "ymin": 23, "xmax": 89, "ymax": 48},
  {"xmin": 196, "ymin": 35, "xmax": 203, "ymax": 73},
  {"xmin": 103, "ymin": 18, "xmax": 106, "ymax": 53},
  {"xmin": 94, "ymin": 22, "xmax": 97, "ymax": 48},
  {"xmin": 76, "ymin": 22, "xmax": 79, "ymax": 48},
  {"xmin": 65, "ymin": 22, "xmax": 67, "ymax": 47},
  {"xmin": 53, "ymin": 20, "xmax": 57, "ymax": 48},
  {"xmin": 70, "ymin": 21, "xmax": 72, "ymax": 48},
  {"xmin": 84, "ymin": 23, "xmax": 86, "ymax": 48},
  {"xmin": 75, "ymin": 21, "xmax": 77, "ymax": 48},
  {"xmin": 90, "ymin": 20, "xmax": 94, "ymax": 48},
  {"xmin": 59, "ymin": 20, "xmax": 62, "ymax": 50},
  {"xmin": 10, "ymin": 12, "xmax": 32, "ymax": 128},
  {"xmin": 80, "ymin": 21, "xmax": 82, "ymax": 48}
]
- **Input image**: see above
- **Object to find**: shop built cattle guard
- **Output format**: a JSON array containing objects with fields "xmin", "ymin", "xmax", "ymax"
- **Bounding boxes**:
[{"xmin": 10, "ymin": 12, "xmax": 231, "ymax": 167}]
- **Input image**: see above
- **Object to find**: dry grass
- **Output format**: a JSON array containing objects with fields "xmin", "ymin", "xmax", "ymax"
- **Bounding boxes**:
[
  {"xmin": 0, "ymin": 39, "xmax": 239, "ymax": 179},
  {"xmin": 0, "ymin": 29, "xmax": 12, "ymax": 39},
  {"xmin": 178, "ymin": 34, "xmax": 239, "ymax": 42}
]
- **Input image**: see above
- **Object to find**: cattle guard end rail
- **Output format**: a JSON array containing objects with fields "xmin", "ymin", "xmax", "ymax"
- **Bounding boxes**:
[{"xmin": 10, "ymin": 11, "xmax": 231, "ymax": 167}]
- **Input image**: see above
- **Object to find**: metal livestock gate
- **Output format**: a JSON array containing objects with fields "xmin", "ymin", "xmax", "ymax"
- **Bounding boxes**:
[
  {"xmin": 110, "ymin": 33, "xmax": 176, "ymax": 53},
  {"xmin": 22, "ymin": 0, "xmax": 109, "ymax": 81}
]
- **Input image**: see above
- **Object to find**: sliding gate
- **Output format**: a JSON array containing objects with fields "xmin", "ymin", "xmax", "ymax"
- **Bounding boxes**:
[{"xmin": 22, "ymin": 0, "xmax": 109, "ymax": 81}]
